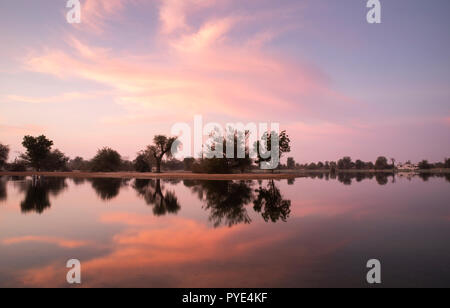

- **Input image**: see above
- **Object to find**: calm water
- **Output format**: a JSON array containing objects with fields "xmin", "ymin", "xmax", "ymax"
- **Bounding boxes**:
[{"xmin": 0, "ymin": 174, "xmax": 449, "ymax": 288}]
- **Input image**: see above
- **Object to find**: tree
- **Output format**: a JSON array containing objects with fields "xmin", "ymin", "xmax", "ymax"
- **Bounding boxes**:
[
  {"xmin": 338, "ymin": 156, "xmax": 353, "ymax": 169},
  {"xmin": 69, "ymin": 157, "xmax": 90, "ymax": 171},
  {"xmin": 0, "ymin": 143, "xmax": 10, "ymax": 170},
  {"xmin": 355, "ymin": 159, "xmax": 365, "ymax": 170},
  {"xmin": 255, "ymin": 130, "xmax": 291, "ymax": 172},
  {"xmin": 418, "ymin": 160, "xmax": 432, "ymax": 170},
  {"xmin": 147, "ymin": 135, "xmax": 177, "ymax": 173},
  {"xmin": 42, "ymin": 149, "xmax": 70, "ymax": 171},
  {"xmin": 90, "ymin": 147, "xmax": 122, "ymax": 172},
  {"xmin": 444, "ymin": 158, "xmax": 450, "ymax": 169},
  {"xmin": 375, "ymin": 156, "xmax": 390, "ymax": 170},
  {"xmin": 133, "ymin": 151, "xmax": 152, "ymax": 172},
  {"xmin": 391, "ymin": 158, "xmax": 396, "ymax": 169},
  {"xmin": 183, "ymin": 157, "xmax": 195, "ymax": 171},
  {"xmin": 287, "ymin": 157, "xmax": 295, "ymax": 169},
  {"xmin": 21, "ymin": 135, "xmax": 54, "ymax": 171}
]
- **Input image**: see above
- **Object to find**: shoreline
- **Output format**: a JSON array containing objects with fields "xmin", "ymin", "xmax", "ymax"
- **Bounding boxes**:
[
  {"xmin": 1, "ymin": 169, "xmax": 449, "ymax": 180},
  {"xmin": 0, "ymin": 171, "xmax": 297, "ymax": 180}
]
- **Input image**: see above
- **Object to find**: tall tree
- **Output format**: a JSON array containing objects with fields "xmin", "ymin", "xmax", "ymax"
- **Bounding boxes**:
[
  {"xmin": 147, "ymin": 135, "xmax": 177, "ymax": 173},
  {"xmin": 255, "ymin": 130, "xmax": 291, "ymax": 172},
  {"xmin": 0, "ymin": 143, "xmax": 10, "ymax": 170},
  {"xmin": 21, "ymin": 135, "xmax": 54, "ymax": 171}
]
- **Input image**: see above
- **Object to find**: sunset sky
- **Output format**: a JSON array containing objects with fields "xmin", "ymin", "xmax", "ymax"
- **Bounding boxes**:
[{"xmin": 1, "ymin": 0, "xmax": 449, "ymax": 163}]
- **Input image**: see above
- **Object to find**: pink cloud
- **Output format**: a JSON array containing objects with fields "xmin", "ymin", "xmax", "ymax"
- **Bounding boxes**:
[
  {"xmin": 2, "ymin": 236, "xmax": 89, "ymax": 249},
  {"xmin": 73, "ymin": 0, "xmax": 133, "ymax": 33},
  {"xmin": 4, "ymin": 92, "xmax": 104, "ymax": 104}
]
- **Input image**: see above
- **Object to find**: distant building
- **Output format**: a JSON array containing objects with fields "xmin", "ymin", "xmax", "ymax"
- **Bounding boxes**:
[{"xmin": 397, "ymin": 162, "xmax": 418, "ymax": 171}]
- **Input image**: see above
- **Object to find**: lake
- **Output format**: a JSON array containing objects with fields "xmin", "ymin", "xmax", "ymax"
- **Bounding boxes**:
[{"xmin": 0, "ymin": 173, "xmax": 449, "ymax": 287}]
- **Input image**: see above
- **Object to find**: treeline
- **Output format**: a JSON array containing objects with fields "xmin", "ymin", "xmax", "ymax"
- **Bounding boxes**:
[
  {"xmin": 1, "ymin": 135, "xmax": 449, "ymax": 174},
  {"xmin": 283, "ymin": 156, "xmax": 450, "ymax": 171},
  {"xmin": 0, "ymin": 131, "xmax": 291, "ymax": 174}
]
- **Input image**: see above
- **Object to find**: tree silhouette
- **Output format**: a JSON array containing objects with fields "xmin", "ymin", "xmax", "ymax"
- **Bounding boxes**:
[
  {"xmin": 90, "ymin": 147, "xmax": 122, "ymax": 172},
  {"xmin": 147, "ymin": 135, "xmax": 177, "ymax": 173},
  {"xmin": 253, "ymin": 180, "xmax": 291, "ymax": 223},
  {"xmin": 255, "ymin": 130, "xmax": 291, "ymax": 172},
  {"xmin": 21, "ymin": 135, "xmax": 53, "ymax": 171},
  {"xmin": 0, "ymin": 144, "xmax": 9, "ymax": 170}
]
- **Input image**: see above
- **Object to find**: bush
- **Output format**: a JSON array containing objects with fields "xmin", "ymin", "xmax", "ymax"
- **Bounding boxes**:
[
  {"xmin": 445, "ymin": 158, "xmax": 450, "ymax": 169},
  {"xmin": 90, "ymin": 148, "xmax": 122, "ymax": 172},
  {"xmin": 7, "ymin": 159, "xmax": 27, "ymax": 172},
  {"xmin": 375, "ymin": 156, "xmax": 390, "ymax": 170},
  {"xmin": 418, "ymin": 160, "xmax": 432, "ymax": 170},
  {"xmin": 41, "ymin": 149, "xmax": 70, "ymax": 171},
  {"xmin": 134, "ymin": 152, "xmax": 152, "ymax": 172}
]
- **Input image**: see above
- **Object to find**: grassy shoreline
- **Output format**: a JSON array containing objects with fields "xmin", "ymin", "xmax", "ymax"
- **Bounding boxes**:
[{"xmin": 1, "ymin": 169, "xmax": 449, "ymax": 180}]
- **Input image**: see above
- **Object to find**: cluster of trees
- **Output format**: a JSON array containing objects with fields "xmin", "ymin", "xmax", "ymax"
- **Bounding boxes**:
[
  {"xmin": 284, "ymin": 156, "xmax": 450, "ymax": 171},
  {"xmin": 283, "ymin": 156, "xmax": 393, "ymax": 171},
  {"xmin": 0, "ymin": 136, "xmax": 70, "ymax": 172},
  {"xmin": 2, "ymin": 134, "xmax": 449, "ymax": 174},
  {"xmin": 417, "ymin": 159, "xmax": 450, "ymax": 170},
  {"xmin": 190, "ymin": 130, "xmax": 291, "ymax": 174}
]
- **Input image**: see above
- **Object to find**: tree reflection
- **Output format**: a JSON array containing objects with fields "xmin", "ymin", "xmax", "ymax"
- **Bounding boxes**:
[
  {"xmin": 253, "ymin": 180, "xmax": 291, "ymax": 223},
  {"xmin": 89, "ymin": 178, "xmax": 129, "ymax": 201},
  {"xmin": 19, "ymin": 177, "xmax": 67, "ymax": 214},
  {"xmin": 71, "ymin": 177, "xmax": 86, "ymax": 185},
  {"xmin": 185, "ymin": 180, "xmax": 253, "ymax": 227},
  {"xmin": 133, "ymin": 179, "xmax": 180, "ymax": 216},
  {"xmin": 0, "ymin": 176, "xmax": 6, "ymax": 202}
]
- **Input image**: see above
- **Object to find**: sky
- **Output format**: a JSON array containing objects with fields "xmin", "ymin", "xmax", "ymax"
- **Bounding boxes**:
[{"xmin": 0, "ymin": 0, "xmax": 449, "ymax": 164}]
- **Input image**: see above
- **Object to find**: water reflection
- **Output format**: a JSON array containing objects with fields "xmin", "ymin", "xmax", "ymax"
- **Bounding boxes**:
[
  {"xmin": 89, "ymin": 178, "xmax": 129, "ymax": 201},
  {"xmin": 253, "ymin": 180, "xmax": 291, "ymax": 223},
  {"xmin": 0, "ymin": 176, "xmax": 6, "ymax": 202},
  {"xmin": 0, "ymin": 173, "xmax": 449, "ymax": 287},
  {"xmin": 18, "ymin": 177, "xmax": 67, "ymax": 214},
  {"xmin": 184, "ymin": 180, "xmax": 253, "ymax": 227},
  {"xmin": 133, "ymin": 179, "xmax": 181, "ymax": 216}
]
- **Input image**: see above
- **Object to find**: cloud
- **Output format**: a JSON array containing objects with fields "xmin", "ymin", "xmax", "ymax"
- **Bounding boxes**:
[
  {"xmin": 73, "ymin": 0, "xmax": 131, "ymax": 33},
  {"xmin": 2, "ymin": 236, "xmax": 89, "ymax": 249},
  {"xmin": 4, "ymin": 92, "xmax": 103, "ymax": 104},
  {"xmin": 23, "ymin": 32, "xmax": 350, "ymax": 124}
]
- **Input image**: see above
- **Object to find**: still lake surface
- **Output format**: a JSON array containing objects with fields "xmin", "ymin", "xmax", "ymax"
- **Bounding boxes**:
[{"xmin": 0, "ymin": 173, "xmax": 449, "ymax": 287}]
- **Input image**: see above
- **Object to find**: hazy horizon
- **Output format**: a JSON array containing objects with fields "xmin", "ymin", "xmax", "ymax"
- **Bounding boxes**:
[{"xmin": 1, "ymin": 0, "xmax": 449, "ymax": 164}]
